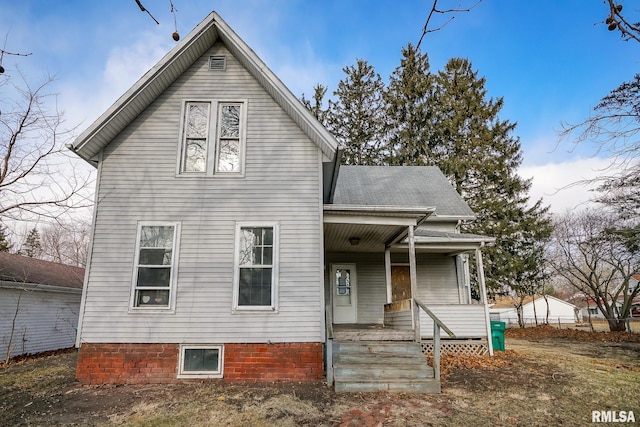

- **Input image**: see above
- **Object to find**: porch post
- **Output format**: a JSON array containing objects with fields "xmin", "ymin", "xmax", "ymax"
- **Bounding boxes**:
[
  {"xmin": 475, "ymin": 246, "xmax": 494, "ymax": 355},
  {"xmin": 408, "ymin": 225, "xmax": 420, "ymax": 342},
  {"xmin": 385, "ymin": 248, "xmax": 392, "ymax": 304}
]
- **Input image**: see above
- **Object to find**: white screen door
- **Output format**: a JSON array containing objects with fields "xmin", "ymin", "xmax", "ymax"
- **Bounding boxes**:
[{"xmin": 331, "ymin": 264, "xmax": 357, "ymax": 324}]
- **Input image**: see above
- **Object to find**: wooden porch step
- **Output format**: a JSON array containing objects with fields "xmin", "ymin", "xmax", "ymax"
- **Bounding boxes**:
[
  {"xmin": 332, "ymin": 325, "xmax": 414, "ymax": 342},
  {"xmin": 332, "ymin": 340, "xmax": 439, "ymax": 394}
]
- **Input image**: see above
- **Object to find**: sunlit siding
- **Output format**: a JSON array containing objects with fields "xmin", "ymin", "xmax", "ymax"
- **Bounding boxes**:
[
  {"xmin": 1, "ymin": 287, "xmax": 80, "ymax": 358},
  {"xmin": 80, "ymin": 42, "xmax": 323, "ymax": 344}
]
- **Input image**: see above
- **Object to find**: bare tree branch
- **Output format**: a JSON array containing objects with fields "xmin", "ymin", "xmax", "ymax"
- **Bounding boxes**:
[
  {"xmin": 417, "ymin": 0, "xmax": 482, "ymax": 49},
  {"xmin": 604, "ymin": 0, "xmax": 640, "ymax": 43},
  {"xmin": 0, "ymin": 70, "xmax": 94, "ymax": 222}
]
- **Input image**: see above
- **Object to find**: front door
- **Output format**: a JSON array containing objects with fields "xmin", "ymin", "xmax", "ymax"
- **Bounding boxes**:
[{"xmin": 331, "ymin": 264, "xmax": 357, "ymax": 324}]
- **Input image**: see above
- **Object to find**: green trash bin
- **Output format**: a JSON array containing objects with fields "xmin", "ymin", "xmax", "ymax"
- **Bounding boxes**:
[{"xmin": 490, "ymin": 321, "xmax": 506, "ymax": 352}]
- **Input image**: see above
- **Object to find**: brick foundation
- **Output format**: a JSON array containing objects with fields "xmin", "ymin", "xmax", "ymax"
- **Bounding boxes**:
[{"xmin": 76, "ymin": 342, "xmax": 324, "ymax": 385}]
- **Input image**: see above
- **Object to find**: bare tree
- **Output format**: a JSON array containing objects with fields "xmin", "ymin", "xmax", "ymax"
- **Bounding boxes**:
[
  {"xmin": 0, "ymin": 71, "xmax": 93, "ymax": 222},
  {"xmin": 549, "ymin": 209, "xmax": 639, "ymax": 332},
  {"xmin": 40, "ymin": 219, "xmax": 90, "ymax": 267}
]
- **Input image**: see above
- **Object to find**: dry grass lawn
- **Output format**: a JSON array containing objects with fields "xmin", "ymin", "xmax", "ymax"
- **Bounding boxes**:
[{"xmin": 1, "ymin": 328, "xmax": 639, "ymax": 426}]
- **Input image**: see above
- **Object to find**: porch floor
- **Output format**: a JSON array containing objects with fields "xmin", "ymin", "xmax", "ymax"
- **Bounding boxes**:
[{"xmin": 332, "ymin": 323, "xmax": 414, "ymax": 341}]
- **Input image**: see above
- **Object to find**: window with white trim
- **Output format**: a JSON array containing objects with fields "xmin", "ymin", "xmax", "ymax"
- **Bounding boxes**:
[
  {"xmin": 179, "ymin": 100, "xmax": 245, "ymax": 175},
  {"xmin": 178, "ymin": 345, "xmax": 223, "ymax": 378},
  {"xmin": 234, "ymin": 224, "xmax": 278, "ymax": 310},
  {"xmin": 131, "ymin": 223, "xmax": 180, "ymax": 310}
]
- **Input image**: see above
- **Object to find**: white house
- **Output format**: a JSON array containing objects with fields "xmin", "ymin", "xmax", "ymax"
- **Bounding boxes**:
[
  {"xmin": 490, "ymin": 295, "xmax": 580, "ymax": 326},
  {"xmin": 0, "ymin": 252, "xmax": 84, "ymax": 359},
  {"xmin": 69, "ymin": 11, "xmax": 494, "ymax": 392}
]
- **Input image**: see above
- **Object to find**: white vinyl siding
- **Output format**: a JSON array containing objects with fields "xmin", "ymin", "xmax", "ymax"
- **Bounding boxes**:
[
  {"xmin": 1, "ymin": 286, "xmax": 81, "ymax": 359},
  {"xmin": 79, "ymin": 42, "xmax": 323, "ymax": 344}
]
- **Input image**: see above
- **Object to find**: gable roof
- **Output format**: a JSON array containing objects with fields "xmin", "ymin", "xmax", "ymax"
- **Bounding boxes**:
[
  {"xmin": 331, "ymin": 166, "xmax": 475, "ymax": 218},
  {"xmin": 69, "ymin": 11, "xmax": 338, "ymax": 164},
  {"xmin": 0, "ymin": 252, "xmax": 84, "ymax": 289}
]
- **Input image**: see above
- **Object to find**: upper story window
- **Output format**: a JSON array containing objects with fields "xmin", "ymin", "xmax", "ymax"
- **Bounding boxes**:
[
  {"xmin": 179, "ymin": 100, "xmax": 246, "ymax": 176},
  {"xmin": 182, "ymin": 102, "xmax": 211, "ymax": 173},
  {"xmin": 130, "ymin": 222, "xmax": 180, "ymax": 311}
]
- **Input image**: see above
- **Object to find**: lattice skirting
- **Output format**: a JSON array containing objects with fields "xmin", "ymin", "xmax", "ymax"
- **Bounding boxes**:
[{"xmin": 420, "ymin": 340, "xmax": 489, "ymax": 356}]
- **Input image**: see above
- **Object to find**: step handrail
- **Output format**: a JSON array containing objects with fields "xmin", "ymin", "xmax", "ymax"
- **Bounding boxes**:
[
  {"xmin": 414, "ymin": 298, "xmax": 455, "ymax": 382},
  {"xmin": 414, "ymin": 298, "xmax": 456, "ymax": 338}
]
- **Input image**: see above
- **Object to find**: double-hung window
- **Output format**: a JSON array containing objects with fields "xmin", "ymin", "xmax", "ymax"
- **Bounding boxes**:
[
  {"xmin": 179, "ymin": 100, "xmax": 246, "ymax": 175},
  {"xmin": 233, "ymin": 224, "xmax": 278, "ymax": 311},
  {"xmin": 131, "ymin": 223, "xmax": 180, "ymax": 310}
]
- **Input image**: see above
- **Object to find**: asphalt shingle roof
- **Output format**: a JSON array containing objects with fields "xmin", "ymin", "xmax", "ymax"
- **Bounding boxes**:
[
  {"xmin": 0, "ymin": 252, "xmax": 85, "ymax": 289},
  {"xmin": 331, "ymin": 166, "xmax": 475, "ymax": 217}
]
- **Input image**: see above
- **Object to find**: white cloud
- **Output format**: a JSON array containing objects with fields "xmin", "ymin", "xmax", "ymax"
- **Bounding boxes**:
[
  {"xmin": 520, "ymin": 157, "xmax": 615, "ymax": 213},
  {"xmin": 60, "ymin": 32, "xmax": 171, "ymax": 133}
]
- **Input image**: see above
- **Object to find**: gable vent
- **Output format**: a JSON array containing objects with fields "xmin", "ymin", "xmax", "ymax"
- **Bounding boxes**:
[{"xmin": 209, "ymin": 55, "xmax": 226, "ymax": 71}]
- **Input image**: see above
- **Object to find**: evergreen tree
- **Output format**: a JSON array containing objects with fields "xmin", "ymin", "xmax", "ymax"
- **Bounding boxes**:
[
  {"xmin": 301, "ymin": 84, "xmax": 329, "ymax": 126},
  {"xmin": 428, "ymin": 58, "xmax": 553, "ymax": 297},
  {"xmin": 326, "ymin": 59, "xmax": 386, "ymax": 165},
  {"xmin": 0, "ymin": 224, "xmax": 12, "ymax": 252},
  {"xmin": 384, "ymin": 43, "xmax": 434, "ymax": 165},
  {"xmin": 22, "ymin": 227, "xmax": 42, "ymax": 258}
]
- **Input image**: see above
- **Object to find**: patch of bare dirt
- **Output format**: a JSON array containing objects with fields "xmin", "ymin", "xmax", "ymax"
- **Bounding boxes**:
[{"xmin": 2, "ymin": 332, "xmax": 639, "ymax": 426}]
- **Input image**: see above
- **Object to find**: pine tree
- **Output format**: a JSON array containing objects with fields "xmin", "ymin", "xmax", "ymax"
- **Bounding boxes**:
[
  {"xmin": 326, "ymin": 59, "xmax": 386, "ymax": 165},
  {"xmin": 23, "ymin": 227, "xmax": 42, "ymax": 258},
  {"xmin": 301, "ymin": 84, "xmax": 329, "ymax": 126},
  {"xmin": 0, "ymin": 224, "xmax": 12, "ymax": 252},
  {"xmin": 384, "ymin": 43, "xmax": 434, "ymax": 165},
  {"xmin": 428, "ymin": 58, "xmax": 553, "ymax": 297}
]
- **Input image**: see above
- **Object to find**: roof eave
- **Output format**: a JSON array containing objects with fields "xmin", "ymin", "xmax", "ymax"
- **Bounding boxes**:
[{"xmin": 69, "ymin": 11, "xmax": 338, "ymax": 163}]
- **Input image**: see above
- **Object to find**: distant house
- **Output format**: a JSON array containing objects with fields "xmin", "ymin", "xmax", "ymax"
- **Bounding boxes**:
[
  {"xmin": 490, "ymin": 295, "xmax": 580, "ymax": 325},
  {"xmin": 0, "ymin": 252, "xmax": 84, "ymax": 359},
  {"xmin": 579, "ymin": 295, "xmax": 640, "ymax": 320},
  {"xmin": 68, "ymin": 11, "xmax": 495, "ymax": 392}
]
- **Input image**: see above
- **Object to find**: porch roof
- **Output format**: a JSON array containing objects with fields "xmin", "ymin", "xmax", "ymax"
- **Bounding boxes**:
[
  {"xmin": 395, "ymin": 229, "xmax": 495, "ymax": 254},
  {"xmin": 323, "ymin": 207, "xmax": 492, "ymax": 254}
]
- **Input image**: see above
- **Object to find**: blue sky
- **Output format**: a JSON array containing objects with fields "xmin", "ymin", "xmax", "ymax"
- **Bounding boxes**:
[{"xmin": 1, "ymin": 0, "xmax": 637, "ymax": 212}]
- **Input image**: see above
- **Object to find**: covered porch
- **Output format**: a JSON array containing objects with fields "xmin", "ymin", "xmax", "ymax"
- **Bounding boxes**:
[{"xmin": 323, "ymin": 205, "xmax": 495, "ymax": 391}]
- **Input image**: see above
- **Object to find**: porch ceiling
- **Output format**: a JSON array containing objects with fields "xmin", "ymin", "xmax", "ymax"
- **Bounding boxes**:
[{"xmin": 324, "ymin": 223, "xmax": 403, "ymax": 253}]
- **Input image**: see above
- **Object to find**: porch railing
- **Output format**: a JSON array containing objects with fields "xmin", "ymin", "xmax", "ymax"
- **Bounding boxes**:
[{"xmin": 414, "ymin": 298, "xmax": 456, "ymax": 381}]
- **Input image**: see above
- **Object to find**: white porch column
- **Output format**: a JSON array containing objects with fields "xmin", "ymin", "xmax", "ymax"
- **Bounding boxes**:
[
  {"xmin": 476, "ymin": 246, "xmax": 494, "ymax": 355},
  {"xmin": 385, "ymin": 248, "xmax": 392, "ymax": 304},
  {"xmin": 408, "ymin": 225, "xmax": 420, "ymax": 342}
]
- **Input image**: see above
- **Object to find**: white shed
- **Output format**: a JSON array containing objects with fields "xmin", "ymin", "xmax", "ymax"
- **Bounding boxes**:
[
  {"xmin": 490, "ymin": 295, "xmax": 580, "ymax": 326},
  {"xmin": 0, "ymin": 253, "xmax": 84, "ymax": 359}
]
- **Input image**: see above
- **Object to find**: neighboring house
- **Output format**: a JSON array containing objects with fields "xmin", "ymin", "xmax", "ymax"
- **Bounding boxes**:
[
  {"xmin": 579, "ymin": 295, "xmax": 640, "ymax": 320},
  {"xmin": 490, "ymin": 295, "xmax": 580, "ymax": 326},
  {"xmin": 0, "ymin": 252, "xmax": 84, "ymax": 360},
  {"xmin": 69, "ymin": 12, "xmax": 494, "ymax": 392}
]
